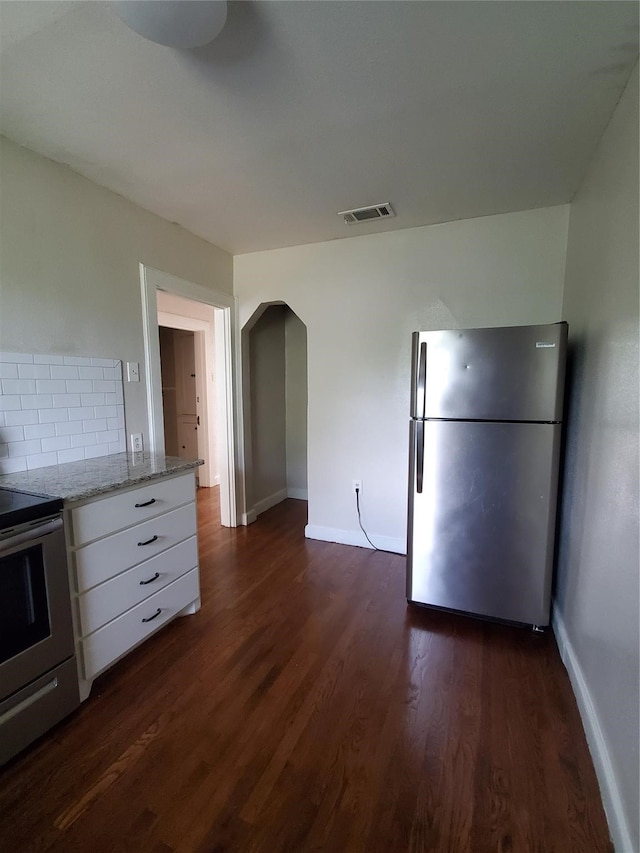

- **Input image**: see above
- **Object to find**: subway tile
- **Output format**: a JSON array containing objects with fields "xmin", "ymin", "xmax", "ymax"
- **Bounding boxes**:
[
  {"xmin": 34, "ymin": 354, "xmax": 63, "ymax": 365},
  {"xmin": 57, "ymin": 448, "xmax": 86, "ymax": 464},
  {"xmin": 2, "ymin": 379, "xmax": 36, "ymax": 395},
  {"xmin": 4, "ymin": 409, "xmax": 37, "ymax": 426},
  {"xmin": 0, "ymin": 364, "xmax": 18, "ymax": 379},
  {"xmin": 9, "ymin": 438, "xmax": 42, "ymax": 457},
  {"xmin": 52, "ymin": 394, "xmax": 81, "ymax": 408},
  {"xmin": 97, "ymin": 429, "xmax": 120, "ymax": 444},
  {"xmin": 35, "ymin": 379, "xmax": 67, "ymax": 394},
  {"xmin": 69, "ymin": 406, "xmax": 96, "ymax": 421},
  {"xmin": 41, "ymin": 435, "xmax": 71, "ymax": 452},
  {"xmin": 63, "ymin": 356, "xmax": 91, "ymax": 366},
  {"xmin": 0, "ymin": 396, "xmax": 22, "ymax": 412},
  {"xmin": 21, "ymin": 394, "xmax": 52, "ymax": 410},
  {"xmin": 0, "ymin": 352, "xmax": 33, "ymax": 364},
  {"xmin": 55, "ymin": 421, "xmax": 84, "ymax": 436},
  {"xmin": 18, "ymin": 364, "xmax": 52, "ymax": 379},
  {"xmin": 0, "ymin": 352, "xmax": 126, "ymax": 473},
  {"xmin": 92, "ymin": 380, "xmax": 116, "ymax": 393},
  {"xmin": 24, "ymin": 424, "xmax": 56, "ymax": 440},
  {"xmin": 81, "ymin": 393, "xmax": 106, "ymax": 407},
  {"xmin": 71, "ymin": 433, "xmax": 97, "ymax": 448},
  {"xmin": 26, "ymin": 452, "xmax": 58, "ymax": 469},
  {"xmin": 38, "ymin": 408, "xmax": 70, "ymax": 424},
  {"xmin": 0, "ymin": 457, "xmax": 28, "ymax": 474},
  {"xmin": 78, "ymin": 366, "xmax": 105, "ymax": 380},
  {"xmin": 84, "ymin": 444, "xmax": 110, "ymax": 459},
  {"xmin": 82, "ymin": 418, "xmax": 107, "ymax": 433},
  {"xmin": 66, "ymin": 379, "xmax": 93, "ymax": 394},
  {"xmin": 95, "ymin": 405, "xmax": 117, "ymax": 419},
  {"xmin": 50, "ymin": 366, "xmax": 79, "ymax": 380},
  {"xmin": 1, "ymin": 425, "xmax": 25, "ymax": 442}
]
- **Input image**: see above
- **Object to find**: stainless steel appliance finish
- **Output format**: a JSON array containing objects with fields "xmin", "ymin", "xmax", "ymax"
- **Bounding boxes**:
[
  {"xmin": 407, "ymin": 322, "xmax": 568, "ymax": 628},
  {"xmin": 0, "ymin": 495, "xmax": 79, "ymax": 765}
]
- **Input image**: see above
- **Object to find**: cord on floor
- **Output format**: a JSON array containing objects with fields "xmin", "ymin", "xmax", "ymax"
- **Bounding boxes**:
[{"xmin": 355, "ymin": 487, "xmax": 400, "ymax": 555}]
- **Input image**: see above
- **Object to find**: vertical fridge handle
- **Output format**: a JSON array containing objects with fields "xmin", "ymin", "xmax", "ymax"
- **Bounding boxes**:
[
  {"xmin": 416, "ymin": 342, "xmax": 427, "ymax": 419},
  {"xmin": 416, "ymin": 420, "xmax": 424, "ymax": 494}
]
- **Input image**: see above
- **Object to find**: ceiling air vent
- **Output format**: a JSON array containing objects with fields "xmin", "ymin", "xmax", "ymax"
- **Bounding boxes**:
[{"xmin": 338, "ymin": 203, "xmax": 395, "ymax": 225}]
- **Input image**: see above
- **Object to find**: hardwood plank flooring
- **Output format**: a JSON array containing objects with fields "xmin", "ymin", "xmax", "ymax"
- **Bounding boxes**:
[{"xmin": 0, "ymin": 488, "xmax": 612, "ymax": 852}]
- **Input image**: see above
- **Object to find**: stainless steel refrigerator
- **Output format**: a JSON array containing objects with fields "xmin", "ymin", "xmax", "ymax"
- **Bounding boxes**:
[{"xmin": 406, "ymin": 322, "xmax": 568, "ymax": 628}]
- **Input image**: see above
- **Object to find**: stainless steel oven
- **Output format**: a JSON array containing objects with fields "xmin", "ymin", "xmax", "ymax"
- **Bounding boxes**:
[{"xmin": 0, "ymin": 488, "xmax": 79, "ymax": 765}]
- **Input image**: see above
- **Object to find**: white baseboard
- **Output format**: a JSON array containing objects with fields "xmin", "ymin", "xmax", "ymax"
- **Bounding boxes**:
[
  {"xmin": 243, "ymin": 488, "xmax": 289, "ymax": 524},
  {"xmin": 305, "ymin": 523, "xmax": 406, "ymax": 555},
  {"xmin": 287, "ymin": 487, "xmax": 308, "ymax": 500},
  {"xmin": 552, "ymin": 606, "xmax": 632, "ymax": 853}
]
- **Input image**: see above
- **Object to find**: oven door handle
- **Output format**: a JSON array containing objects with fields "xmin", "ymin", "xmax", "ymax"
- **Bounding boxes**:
[{"xmin": 0, "ymin": 517, "xmax": 63, "ymax": 556}]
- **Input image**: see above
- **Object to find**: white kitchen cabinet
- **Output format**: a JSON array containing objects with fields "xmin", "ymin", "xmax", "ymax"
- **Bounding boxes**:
[{"xmin": 66, "ymin": 471, "xmax": 200, "ymax": 700}]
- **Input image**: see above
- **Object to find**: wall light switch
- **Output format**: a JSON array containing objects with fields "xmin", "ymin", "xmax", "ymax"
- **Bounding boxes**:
[{"xmin": 127, "ymin": 361, "xmax": 140, "ymax": 382}]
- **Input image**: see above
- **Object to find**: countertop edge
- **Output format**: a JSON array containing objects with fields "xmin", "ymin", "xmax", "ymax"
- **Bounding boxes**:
[{"xmin": 0, "ymin": 453, "xmax": 204, "ymax": 504}]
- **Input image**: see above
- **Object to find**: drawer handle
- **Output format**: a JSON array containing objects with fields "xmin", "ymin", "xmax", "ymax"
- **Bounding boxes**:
[
  {"xmin": 135, "ymin": 498, "xmax": 156, "ymax": 508},
  {"xmin": 138, "ymin": 535, "xmax": 158, "ymax": 547},
  {"xmin": 139, "ymin": 572, "xmax": 160, "ymax": 585},
  {"xmin": 141, "ymin": 607, "xmax": 162, "ymax": 623}
]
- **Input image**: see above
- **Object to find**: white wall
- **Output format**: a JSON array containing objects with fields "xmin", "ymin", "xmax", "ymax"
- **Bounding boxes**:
[
  {"xmin": 555, "ymin": 67, "xmax": 639, "ymax": 853},
  {"xmin": 234, "ymin": 205, "xmax": 569, "ymax": 550},
  {"xmin": 285, "ymin": 308, "xmax": 308, "ymax": 499},
  {"xmin": 0, "ymin": 137, "xmax": 232, "ymax": 447}
]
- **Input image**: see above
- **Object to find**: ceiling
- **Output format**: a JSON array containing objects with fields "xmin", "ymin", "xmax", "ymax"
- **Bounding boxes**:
[{"xmin": 0, "ymin": 1, "xmax": 638, "ymax": 255}]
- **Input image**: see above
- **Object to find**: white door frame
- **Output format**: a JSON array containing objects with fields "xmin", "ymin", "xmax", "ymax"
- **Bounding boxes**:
[
  {"xmin": 158, "ymin": 313, "xmax": 216, "ymax": 488},
  {"xmin": 140, "ymin": 263, "xmax": 238, "ymax": 527}
]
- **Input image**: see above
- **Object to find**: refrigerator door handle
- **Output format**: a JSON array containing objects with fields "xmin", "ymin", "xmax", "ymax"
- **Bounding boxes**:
[
  {"xmin": 416, "ymin": 342, "xmax": 427, "ymax": 419},
  {"xmin": 416, "ymin": 419, "xmax": 424, "ymax": 494}
]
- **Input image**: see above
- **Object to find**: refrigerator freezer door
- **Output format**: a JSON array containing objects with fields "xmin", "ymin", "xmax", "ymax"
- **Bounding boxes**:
[
  {"xmin": 407, "ymin": 420, "xmax": 561, "ymax": 626},
  {"xmin": 410, "ymin": 323, "xmax": 567, "ymax": 423}
]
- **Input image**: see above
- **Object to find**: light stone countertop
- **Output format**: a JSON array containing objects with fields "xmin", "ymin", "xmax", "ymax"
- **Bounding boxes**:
[{"xmin": 0, "ymin": 452, "xmax": 203, "ymax": 504}]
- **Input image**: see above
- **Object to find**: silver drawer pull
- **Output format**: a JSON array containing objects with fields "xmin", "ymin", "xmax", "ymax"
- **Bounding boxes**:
[
  {"xmin": 142, "ymin": 608, "xmax": 162, "ymax": 623},
  {"xmin": 135, "ymin": 498, "xmax": 156, "ymax": 508},
  {"xmin": 137, "ymin": 534, "xmax": 158, "ymax": 546},
  {"xmin": 139, "ymin": 572, "xmax": 160, "ymax": 585}
]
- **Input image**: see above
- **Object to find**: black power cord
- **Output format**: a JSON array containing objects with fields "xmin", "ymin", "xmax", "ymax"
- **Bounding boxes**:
[{"xmin": 355, "ymin": 487, "xmax": 400, "ymax": 556}]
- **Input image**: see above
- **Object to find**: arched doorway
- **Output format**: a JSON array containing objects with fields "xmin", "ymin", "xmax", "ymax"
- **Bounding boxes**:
[{"xmin": 241, "ymin": 302, "xmax": 308, "ymax": 524}]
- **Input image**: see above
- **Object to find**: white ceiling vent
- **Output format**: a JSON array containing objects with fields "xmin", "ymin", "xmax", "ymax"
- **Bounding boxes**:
[{"xmin": 338, "ymin": 203, "xmax": 395, "ymax": 225}]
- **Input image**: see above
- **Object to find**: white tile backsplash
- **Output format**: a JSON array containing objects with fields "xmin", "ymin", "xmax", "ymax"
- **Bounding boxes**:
[
  {"xmin": 0, "ymin": 352, "xmax": 34, "ymax": 364},
  {"xmin": 0, "ymin": 354, "xmax": 125, "ymax": 472}
]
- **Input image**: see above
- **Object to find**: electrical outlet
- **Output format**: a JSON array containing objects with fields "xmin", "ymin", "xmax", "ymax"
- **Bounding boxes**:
[
  {"xmin": 130, "ymin": 432, "xmax": 143, "ymax": 453},
  {"xmin": 352, "ymin": 479, "xmax": 362, "ymax": 494}
]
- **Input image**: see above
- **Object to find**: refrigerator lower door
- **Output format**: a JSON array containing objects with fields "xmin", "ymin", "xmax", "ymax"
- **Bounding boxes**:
[{"xmin": 407, "ymin": 420, "xmax": 561, "ymax": 626}]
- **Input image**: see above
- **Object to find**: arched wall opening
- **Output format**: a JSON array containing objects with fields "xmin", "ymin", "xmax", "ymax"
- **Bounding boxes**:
[{"xmin": 241, "ymin": 302, "xmax": 308, "ymax": 523}]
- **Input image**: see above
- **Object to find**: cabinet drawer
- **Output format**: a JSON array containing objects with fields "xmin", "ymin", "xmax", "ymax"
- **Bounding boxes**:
[
  {"xmin": 77, "ymin": 536, "xmax": 198, "ymax": 636},
  {"xmin": 74, "ymin": 503, "xmax": 196, "ymax": 592},
  {"xmin": 80, "ymin": 568, "xmax": 200, "ymax": 681},
  {"xmin": 71, "ymin": 472, "xmax": 195, "ymax": 545}
]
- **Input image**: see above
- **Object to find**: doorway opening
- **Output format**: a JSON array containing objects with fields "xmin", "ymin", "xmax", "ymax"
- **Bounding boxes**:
[
  {"xmin": 139, "ymin": 264, "xmax": 237, "ymax": 528},
  {"xmin": 241, "ymin": 302, "xmax": 308, "ymax": 527}
]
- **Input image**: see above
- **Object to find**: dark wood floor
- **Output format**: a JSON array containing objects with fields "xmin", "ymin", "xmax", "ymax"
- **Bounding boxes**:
[{"xmin": 0, "ymin": 489, "xmax": 612, "ymax": 853}]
